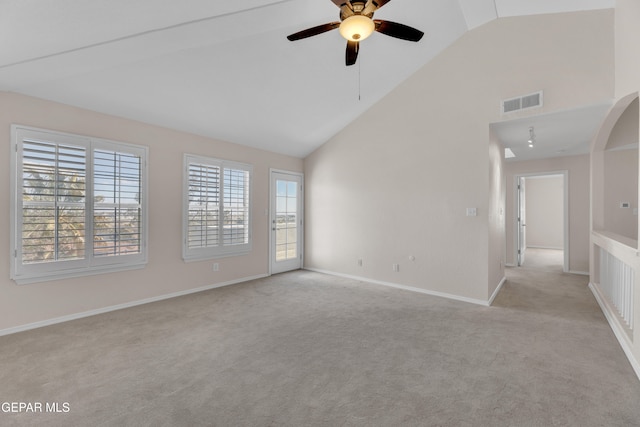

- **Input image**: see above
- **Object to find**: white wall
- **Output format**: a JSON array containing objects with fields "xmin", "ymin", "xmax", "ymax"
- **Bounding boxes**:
[
  {"xmin": 525, "ymin": 176, "xmax": 564, "ymax": 250},
  {"xmin": 0, "ymin": 92, "xmax": 303, "ymax": 332},
  {"xmin": 305, "ymin": 10, "xmax": 613, "ymax": 302},
  {"xmin": 604, "ymin": 149, "xmax": 639, "ymax": 240},
  {"xmin": 505, "ymin": 155, "xmax": 589, "ymax": 273},
  {"xmin": 603, "ymin": 98, "xmax": 639, "ymax": 241},
  {"xmin": 587, "ymin": 0, "xmax": 640, "ymax": 379},
  {"xmin": 615, "ymin": 0, "xmax": 640, "ymax": 99},
  {"xmin": 488, "ymin": 130, "xmax": 506, "ymax": 298}
]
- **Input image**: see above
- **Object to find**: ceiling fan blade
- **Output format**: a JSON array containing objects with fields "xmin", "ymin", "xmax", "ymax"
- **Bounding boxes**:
[
  {"xmin": 374, "ymin": 20, "xmax": 424, "ymax": 42},
  {"xmin": 346, "ymin": 40, "xmax": 359, "ymax": 66},
  {"xmin": 373, "ymin": 0, "xmax": 391, "ymax": 8},
  {"xmin": 364, "ymin": 0, "xmax": 391, "ymax": 14},
  {"xmin": 331, "ymin": 0, "xmax": 348, "ymax": 7},
  {"xmin": 287, "ymin": 22, "xmax": 341, "ymax": 41}
]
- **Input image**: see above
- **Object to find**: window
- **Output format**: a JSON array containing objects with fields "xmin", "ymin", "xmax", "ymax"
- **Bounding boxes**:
[
  {"xmin": 11, "ymin": 125, "xmax": 148, "ymax": 284},
  {"xmin": 183, "ymin": 154, "xmax": 252, "ymax": 261}
]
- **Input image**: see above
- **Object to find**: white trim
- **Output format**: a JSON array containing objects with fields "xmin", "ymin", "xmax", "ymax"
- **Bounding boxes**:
[
  {"xmin": 526, "ymin": 245, "xmax": 564, "ymax": 250},
  {"xmin": 514, "ymin": 171, "xmax": 569, "ymax": 272},
  {"xmin": 269, "ymin": 169, "xmax": 304, "ymax": 275},
  {"xmin": 514, "ymin": 175, "xmax": 523, "ymax": 266},
  {"xmin": 489, "ymin": 276, "xmax": 507, "ymax": 306},
  {"xmin": 11, "ymin": 124, "xmax": 149, "ymax": 284},
  {"xmin": 569, "ymin": 270, "xmax": 590, "ymax": 276},
  {"xmin": 589, "ymin": 282, "xmax": 640, "ymax": 381},
  {"xmin": 13, "ymin": 263, "xmax": 145, "ymax": 285},
  {"xmin": 305, "ymin": 268, "xmax": 491, "ymax": 306},
  {"xmin": 0, "ymin": 274, "xmax": 268, "ymax": 337}
]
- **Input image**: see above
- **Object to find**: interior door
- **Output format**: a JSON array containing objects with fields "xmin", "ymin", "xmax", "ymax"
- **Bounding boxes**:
[
  {"xmin": 270, "ymin": 171, "xmax": 303, "ymax": 274},
  {"xmin": 517, "ymin": 176, "xmax": 527, "ymax": 266}
]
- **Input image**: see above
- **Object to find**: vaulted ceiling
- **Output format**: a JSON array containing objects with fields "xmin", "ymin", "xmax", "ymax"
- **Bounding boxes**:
[{"xmin": 0, "ymin": 0, "xmax": 614, "ymax": 158}]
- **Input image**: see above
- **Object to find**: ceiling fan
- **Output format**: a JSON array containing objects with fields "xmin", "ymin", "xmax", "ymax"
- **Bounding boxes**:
[{"xmin": 287, "ymin": 0, "xmax": 424, "ymax": 66}]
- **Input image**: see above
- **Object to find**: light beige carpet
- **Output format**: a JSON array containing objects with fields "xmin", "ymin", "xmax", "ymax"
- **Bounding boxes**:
[{"xmin": 1, "ymin": 254, "xmax": 639, "ymax": 426}]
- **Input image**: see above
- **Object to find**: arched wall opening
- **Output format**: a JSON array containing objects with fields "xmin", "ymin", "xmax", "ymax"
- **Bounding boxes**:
[
  {"xmin": 589, "ymin": 92, "xmax": 640, "ymax": 380},
  {"xmin": 591, "ymin": 92, "xmax": 639, "ymax": 247}
]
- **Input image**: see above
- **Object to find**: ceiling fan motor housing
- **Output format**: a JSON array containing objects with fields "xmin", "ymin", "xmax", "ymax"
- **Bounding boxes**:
[{"xmin": 340, "ymin": 1, "xmax": 374, "ymax": 19}]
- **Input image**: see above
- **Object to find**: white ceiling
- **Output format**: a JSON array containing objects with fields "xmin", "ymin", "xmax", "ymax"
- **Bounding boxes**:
[
  {"xmin": 491, "ymin": 101, "xmax": 614, "ymax": 162},
  {"xmin": 0, "ymin": 0, "xmax": 614, "ymax": 158}
]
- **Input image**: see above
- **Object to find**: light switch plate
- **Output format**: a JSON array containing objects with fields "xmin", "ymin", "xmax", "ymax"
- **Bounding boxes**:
[{"xmin": 466, "ymin": 208, "xmax": 477, "ymax": 216}]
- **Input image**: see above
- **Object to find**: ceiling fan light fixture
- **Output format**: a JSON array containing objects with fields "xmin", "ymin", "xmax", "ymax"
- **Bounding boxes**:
[{"xmin": 339, "ymin": 15, "xmax": 375, "ymax": 42}]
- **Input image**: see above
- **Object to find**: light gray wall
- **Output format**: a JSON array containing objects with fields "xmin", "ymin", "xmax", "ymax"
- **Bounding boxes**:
[
  {"xmin": 587, "ymin": 0, "xmax": 640, "ymax": 378},
  {"xmin": 525, "ymin": 176, "xmax": 564, "ymax": 249},
  {"xmin": 603, "ymin": 98, "xmax": 639, "ymax": 241},
  {"xmin": 305, "ymin": 11, "xmax": 613, "ymax": 301},
  {"xmin": 604, "ymin": 149, "xmax": 639, "ymax": 240},
  {"xmin": 0, "ymin": 92, "xmax": 303, "ymax": 333}
]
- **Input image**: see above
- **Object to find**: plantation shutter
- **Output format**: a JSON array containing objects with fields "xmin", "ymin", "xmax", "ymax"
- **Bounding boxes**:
[
  {"xmin": 188, "ymin": 163, "xmax": 221, "ymax": 249},
  {"xmin": 223, "ymin": 168, "xmax": 250, "ymax": 246},
  {"xmin": 93, "ymin": 149, "xmax": 142, "ymax": 257},
  {"xmin": 21, "ymin": 138, "xmax": 87, "ymax": 264},
  {"xmin": 12, "ymin": 125, "xmax": 148, "ymax": 284},
  {"xmin": 183, "ymin": 155, "xmax": 252, "ymax": 261}
]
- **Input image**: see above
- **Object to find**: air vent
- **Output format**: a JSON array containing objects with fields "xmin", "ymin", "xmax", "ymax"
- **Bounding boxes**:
[{"xmin": 501, "ymin": 91, "xmax": 543, "ymax": 114}]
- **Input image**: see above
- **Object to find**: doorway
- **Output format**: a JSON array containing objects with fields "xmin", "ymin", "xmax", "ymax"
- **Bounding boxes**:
[
  {"xmin": 270, "ymin": 170, "xmax": 303, "ymax": 274},
  {"xmin": 514, "ymin": 171, "xmax": 569, "ymax": 272}
]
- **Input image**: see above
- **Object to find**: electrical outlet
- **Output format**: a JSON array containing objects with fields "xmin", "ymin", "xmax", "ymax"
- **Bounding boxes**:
[
  {"xmin": 213, "ymin": 263, "xmax": 219, "ymax": 272},
  {"xmin": 357, "ymin": 258, "xmax": 363, "ymax": 267}
]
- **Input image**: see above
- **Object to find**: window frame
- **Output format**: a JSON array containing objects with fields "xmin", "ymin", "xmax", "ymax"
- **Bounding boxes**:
[
  {"xmin": 10, "ymin": 125, "xmax": 149, "ymax": 284},
  {"xmin": 182, "ymin": 154, "xmax": 253, "ymax": 262}
]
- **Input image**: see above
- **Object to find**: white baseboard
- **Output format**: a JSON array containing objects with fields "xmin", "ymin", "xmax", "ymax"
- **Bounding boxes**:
[
  {"xmin": 527, "ymin": 245, "xmax": 564, "ymax": 250},
  {"xmin": 569, "ymin": 270, "xmax": 590, "ymax": 276},
  {"xmin": 505, "ymin": 263, "xmax": 588, "ymax": 276},
  {"xmin": 488, "ymin": 276, "xmax": 507, "ymax": 306},
  {"xmin": 589, "ymin": 282, "xmax": 640, "ymax": 382},
  {"xmin": 0, "ymin": 274, "xmax": 268, "ymax": 337},
  {"xmin": 304, "ymin": 268, "xmax": 491, "ymax": 307}
]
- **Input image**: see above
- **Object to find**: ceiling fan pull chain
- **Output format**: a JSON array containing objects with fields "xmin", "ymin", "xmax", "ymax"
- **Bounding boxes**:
[{"xmin": 358, "ymin": 58, "xmax": 362, "ymax": 101}]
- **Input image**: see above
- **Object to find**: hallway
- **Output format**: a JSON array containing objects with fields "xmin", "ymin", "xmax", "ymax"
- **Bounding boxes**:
[
  {"xmin": 493, "ymin": 249, "xmax": 640, "ymax": 425},
  {"xmin": 519, "ymin": 247, "xmax": 565, "ymax": 272},
  {"xmin": 497, "ymin": 248, "xmax": 598, "ymax": 320}
]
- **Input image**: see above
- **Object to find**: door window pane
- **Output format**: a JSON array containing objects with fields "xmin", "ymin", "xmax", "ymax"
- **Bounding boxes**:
[{"xmin": 275, "ymin": 179, "xmax": 298, "ymax": 262}]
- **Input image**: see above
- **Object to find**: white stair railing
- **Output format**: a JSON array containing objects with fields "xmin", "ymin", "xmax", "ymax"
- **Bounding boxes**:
[{"xmin": 599, "ymin": 246, "xmax": 634, "ymax": 330}]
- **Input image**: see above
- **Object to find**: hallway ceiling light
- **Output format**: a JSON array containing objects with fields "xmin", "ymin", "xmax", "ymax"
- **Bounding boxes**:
[{"xmin": 528, "ymin": 126, "xmax": 535, "ymax": 148}]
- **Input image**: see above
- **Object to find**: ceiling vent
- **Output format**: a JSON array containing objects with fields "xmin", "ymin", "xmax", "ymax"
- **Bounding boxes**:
[{"xmin": 501, "ymin": 91, "xmax": 543, "ymax": 114}]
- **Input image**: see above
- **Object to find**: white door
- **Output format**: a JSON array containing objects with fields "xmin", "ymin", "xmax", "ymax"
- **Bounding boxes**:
[
  {"xmin": 270, "ymin": 171, "xmax": 303, "ymax": 274},
  {"xmin": 517, "ymin": 177, "xmax": 527, "ymax": 266}
]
